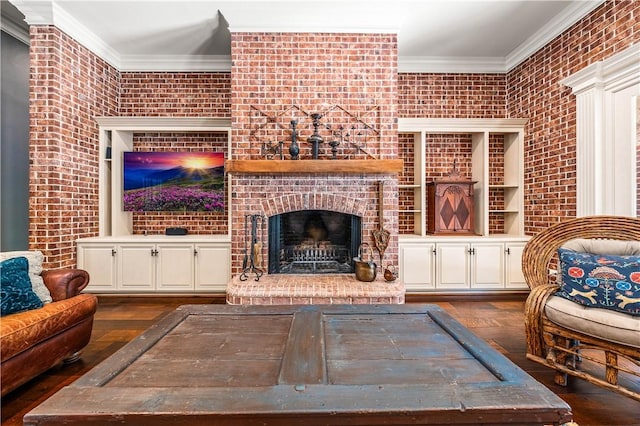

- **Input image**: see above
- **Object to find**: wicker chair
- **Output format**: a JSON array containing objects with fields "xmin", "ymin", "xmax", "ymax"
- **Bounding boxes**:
[{"xmin": 523, "ymin": 215, "xmax": 640, "ymax": 401}]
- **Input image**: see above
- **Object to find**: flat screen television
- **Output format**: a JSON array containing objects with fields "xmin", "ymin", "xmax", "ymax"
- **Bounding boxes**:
[{"xmin": 123, "ymin": 151, "xmax": 224, "ymax": 212}]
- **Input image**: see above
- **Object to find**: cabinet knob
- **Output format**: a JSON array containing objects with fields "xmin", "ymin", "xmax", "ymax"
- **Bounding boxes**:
[
  {"xmin": 111, "ymin": 249, "xmax": 116, "ymax": 256},
  {"xmin": 506, "ymin": 247, "xmax": 511, "ymax": 255},
  {"xmin": 194, "ymin": 249, "xmax": 198, "ymax": 256}
]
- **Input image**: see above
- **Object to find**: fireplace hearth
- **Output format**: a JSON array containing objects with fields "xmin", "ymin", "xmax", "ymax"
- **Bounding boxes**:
[{"xmin": 268, "ymin": 210, "xmax": 361, "ymax": 274}]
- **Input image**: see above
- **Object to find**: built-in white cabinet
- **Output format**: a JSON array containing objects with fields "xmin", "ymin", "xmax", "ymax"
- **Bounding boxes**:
[
  {"xmin": 437, "ymin": 242, "xmax": 504, "ymax": 289},
  {"xmin": 399, "ymin": 242, "xmax": 436, "ymax": 291},
  {"xmin": 76, "ymin": 243, "xmax": 117, "ymax": 292},
  {"xmin": 398, "ymin": 237, "xmax": 529, "ymax": 292},
  {"xmin": 397, "ymin": 118, "xmax": 529, "ymax": 294},
  {"xmin": 117, "ymin": 243, "xmax": 156, "ymax": 291},
  {"xmin": 155, "ymin": 243, "xmax": 195, "ymax": 291},
  {"xmin": 194, "ymin": 244, "xmax": 231, "ymax": 290},
  {"xmin": 504, "ymin": 242, "xmax": 527, "ymax": 289},
  {"xmin": 77, "ymin": 237, "xmax": 231, "ymax": 293}
]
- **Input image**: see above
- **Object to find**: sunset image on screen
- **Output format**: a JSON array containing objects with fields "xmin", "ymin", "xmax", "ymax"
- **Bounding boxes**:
[{"xmin": 123, "ymin": 152, "xmax": 224, "ymax": 212}]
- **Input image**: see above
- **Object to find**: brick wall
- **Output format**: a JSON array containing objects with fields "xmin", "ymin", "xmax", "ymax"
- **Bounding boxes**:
[
  {"xmin": 119, "ymin": 72, "xmax": 230, "ymax": 117},
  {"xmin": 507, "ymin": 0, "xmax": 640, "ymax": 234},
  {"xmin": 230, "ymin": 32, "xmax": 398, "ymax": 275},
  {"xmin": 28, "ymin": 26, "xmax": 119, "ymax": 269},
  {"xmin": 398, "ymin": 73, "xmax": 507, "ymax": 119},
  {"xmin": 488, "ymin": 134, "xmax": 506, "ymax": 234},
  {"xmin": 398, "ymin": 133, "xmax": 415, "ymax": 234}
]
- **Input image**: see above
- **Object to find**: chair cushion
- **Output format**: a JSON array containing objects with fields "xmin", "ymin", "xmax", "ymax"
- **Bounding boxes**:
[
  {"xmin": 545, "ymin": 295, "xmax": 640, "ymax": 348},
  {"xmin": 0, "ymin": 251, "xmax": 52, "ymax": 304},
  {"xmin": 556, "ymin": 248, "xmax": 640, "ymax": 316},
  {"xmin": 561, "ymin": 238, "xmax": 640, "ymax": 256},
  {"xmin": 0, "ymin": 257, "xmax": 44, "ymax": 316}
]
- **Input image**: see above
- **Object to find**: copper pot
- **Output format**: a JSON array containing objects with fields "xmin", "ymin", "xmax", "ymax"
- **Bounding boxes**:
[{"xmin": 353, "ymin": 243, "xmax": 377, "ymax": 282}]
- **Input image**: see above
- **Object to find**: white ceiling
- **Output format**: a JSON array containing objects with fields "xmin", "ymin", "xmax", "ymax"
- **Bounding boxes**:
[{"xmin": 5, "ymin": 0, "xmax": 604, "ymax": 72}]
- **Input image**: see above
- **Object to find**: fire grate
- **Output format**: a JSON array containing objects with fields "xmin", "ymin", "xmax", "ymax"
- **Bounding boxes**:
[
  {"xmin": 268, "ymin": 210, "xmax": 360, "ymax": 274},
  {"xmin": 279, "ymin": 246, "xmax": 352, "ymax": 274}
]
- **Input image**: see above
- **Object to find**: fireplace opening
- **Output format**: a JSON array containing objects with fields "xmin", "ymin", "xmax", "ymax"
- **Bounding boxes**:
[{"xmin": 268, "ymin": 210, "xmax": 361, "ymax": 274}]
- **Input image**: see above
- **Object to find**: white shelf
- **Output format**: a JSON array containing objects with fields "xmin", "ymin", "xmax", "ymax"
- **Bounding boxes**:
[
  {"xmin": 398, "ymin": 118, "xmax": 526, "ymax": 237},
  {"xmin": 95, "ymin": 117, "xmax": 232, "ymax": 238},
  {"xmin": 489, "ymin": 184, "xmax": 518, "ymax": 189}
]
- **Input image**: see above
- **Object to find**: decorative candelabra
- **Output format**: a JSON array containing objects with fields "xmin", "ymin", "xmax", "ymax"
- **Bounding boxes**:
[
  {"xmin": 328, "ymin": 139, "xmax": 340, "ymax": 159},
  {"xmin": 289, "ymin": 120, "xmax": 300, "ymax": 160},
  {"xmin": 307, "ymin": 113, "xmax": 324, "ymax": 159}
]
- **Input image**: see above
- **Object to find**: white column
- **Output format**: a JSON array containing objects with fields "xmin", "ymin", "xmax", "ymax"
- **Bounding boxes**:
[
  {"xmin": 574, "ymin": 87, "xmax": 606, "ymax": 216},
  {"xmin": 561, "ymin": 44, "xmax": 640, "ymax": 217}
]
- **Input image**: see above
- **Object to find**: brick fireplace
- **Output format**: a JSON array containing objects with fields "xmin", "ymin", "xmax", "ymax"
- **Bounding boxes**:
[{"xmin": 227, "ymin": 32, "xmax": 402, "ymax": 303}]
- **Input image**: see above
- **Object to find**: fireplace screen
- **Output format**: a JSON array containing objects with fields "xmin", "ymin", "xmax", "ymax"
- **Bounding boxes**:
[{"xmin": 268, "ymin": 210, "xmax": 361, "ymax": 274}]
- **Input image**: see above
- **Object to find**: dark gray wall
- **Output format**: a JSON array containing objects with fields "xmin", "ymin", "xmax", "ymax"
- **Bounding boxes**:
[{"xmin": 1, "ymin": 30, "xmax": 30, "ymax": 251}]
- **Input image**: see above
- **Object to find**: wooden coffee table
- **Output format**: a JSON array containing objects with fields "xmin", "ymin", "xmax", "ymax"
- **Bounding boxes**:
[{"xmin": 25, "ymin": 304, "xmax": 572, "ymax": 425}]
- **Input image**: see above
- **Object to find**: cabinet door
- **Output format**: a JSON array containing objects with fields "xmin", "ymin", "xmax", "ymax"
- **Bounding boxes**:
[
  {"xmin": 117, "ymin": 244, "xmax": 155, "ymax": 291},
  {"xmin": 77, "ymin": 243, "xmax": 117, "ymax": 291},
  {"xmin": 436, "ymin": 243, "xmax": 470, "ymax": 289},
  {"xmin": 471, "ymin": 243, "xmax": 504, "ymax": 289},
  {"xmin": 399, "ymin": 243, "xmax": 435, "ymax": 291},
  {"xmin": 194, "ymin": 244, "xmax": 231, "ymax": 292},
  {"xmin": 505, "ymin": 242, "xmax": 527, "ymax": 289},
  {"xmin": 156, "ymin": 244, "xmax": 194, "ymax": 291}
]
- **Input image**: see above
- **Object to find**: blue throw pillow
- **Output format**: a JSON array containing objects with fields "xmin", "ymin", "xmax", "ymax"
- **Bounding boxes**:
[
  {"xmin": 556, "ymin": 248, "xmax": 640, "ymax": 316},
  {"xmin": 1, "ymin": 257, "xmax": 44, "ymax": 316}
]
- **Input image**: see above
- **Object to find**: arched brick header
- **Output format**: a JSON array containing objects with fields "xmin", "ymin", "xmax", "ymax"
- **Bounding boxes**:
[{"xmin": 261, "ymin": 193, "xmax": 368, "ymax": 218}]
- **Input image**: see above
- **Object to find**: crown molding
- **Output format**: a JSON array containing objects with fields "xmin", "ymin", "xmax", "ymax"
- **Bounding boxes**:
[
  {"xmin": 94, "ymin": 116, "xmax": 231, "ymax": 131},
  {"xmin": 118, "ymin": 55, "xmax": 232, "ymax": 72},
  {"xmin": 1, "ymin": 11, "xmax": 30, "ymax": 45},
  {"xmin": 10, "ymin": 0, "xmax": 606, "ymax": 74},
  {"xmin": 398, "ymin": 56, "xmax": 506, "ymax": 74},
  {"xmin": 49, "ymin": 1, "xmax": 121, "ymax": 69},
  {"xmin": 560, "ymin": 43, "xmax": 640, "ymax": 94},
  {"xmin": 228, "ymin": 25, "xmax": 398, "ymax": 34},
  {"xmin": 8, "ymin": 0, "xmax": 53, "ymax": 25},
  {"xmin": 12, "ymin": 0, "xmax": 121, "ymax": 68},
  {"xmin": 398, "ymin": 118, "xmax": 528, "ymax": 133},
  {"xmin": 400, "ymin": 0, "xmax": 605, "ymax": 74},
  {"xmin": 505, "ymin": 0, "xmax": 605, "ymax": 71}
]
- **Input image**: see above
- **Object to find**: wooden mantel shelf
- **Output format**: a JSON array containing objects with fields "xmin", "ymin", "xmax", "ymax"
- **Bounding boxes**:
[{"xmin": 226, "ymin": 159, "xmax": 403, "ymax": 174}]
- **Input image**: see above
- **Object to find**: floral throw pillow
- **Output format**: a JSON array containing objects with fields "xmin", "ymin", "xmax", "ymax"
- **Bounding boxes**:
[{"xmin": 556, "ymin": 248, "xmax": 640, "ymax": 316}]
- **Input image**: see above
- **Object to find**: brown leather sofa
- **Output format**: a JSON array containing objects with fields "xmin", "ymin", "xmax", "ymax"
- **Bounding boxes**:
[{"xmin": 1, "ymin": 268, "xmax": 98, "ymax": 396}]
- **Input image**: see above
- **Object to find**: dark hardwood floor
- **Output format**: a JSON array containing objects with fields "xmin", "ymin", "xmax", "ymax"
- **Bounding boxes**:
[{"xmin": 2, "ymin": 295, "xmax": 639, "ymax": 425}]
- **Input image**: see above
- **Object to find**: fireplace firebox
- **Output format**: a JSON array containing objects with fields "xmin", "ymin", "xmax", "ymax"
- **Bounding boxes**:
[{"xmin": 268, "ymin": 210, "xmax": 361, "ymax": 274}]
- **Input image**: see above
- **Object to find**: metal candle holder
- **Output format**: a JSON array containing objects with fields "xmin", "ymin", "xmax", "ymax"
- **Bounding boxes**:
[
  {"xmin": 307, "ymin": 113, "xmax": 324, "ymax": 159},
  {"xmin": 289, "ymin": 120, "xmax": 300, "ymax": 160}
]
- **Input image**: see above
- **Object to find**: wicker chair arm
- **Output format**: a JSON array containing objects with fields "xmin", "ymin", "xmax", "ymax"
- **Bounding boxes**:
[
  {"xmin": 522, "ymin": 215, "xmax": 640, "ymax": 290},
  {"xmin": 524, "ymin": 283, "xmax": 560, "ymax": 357}
]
